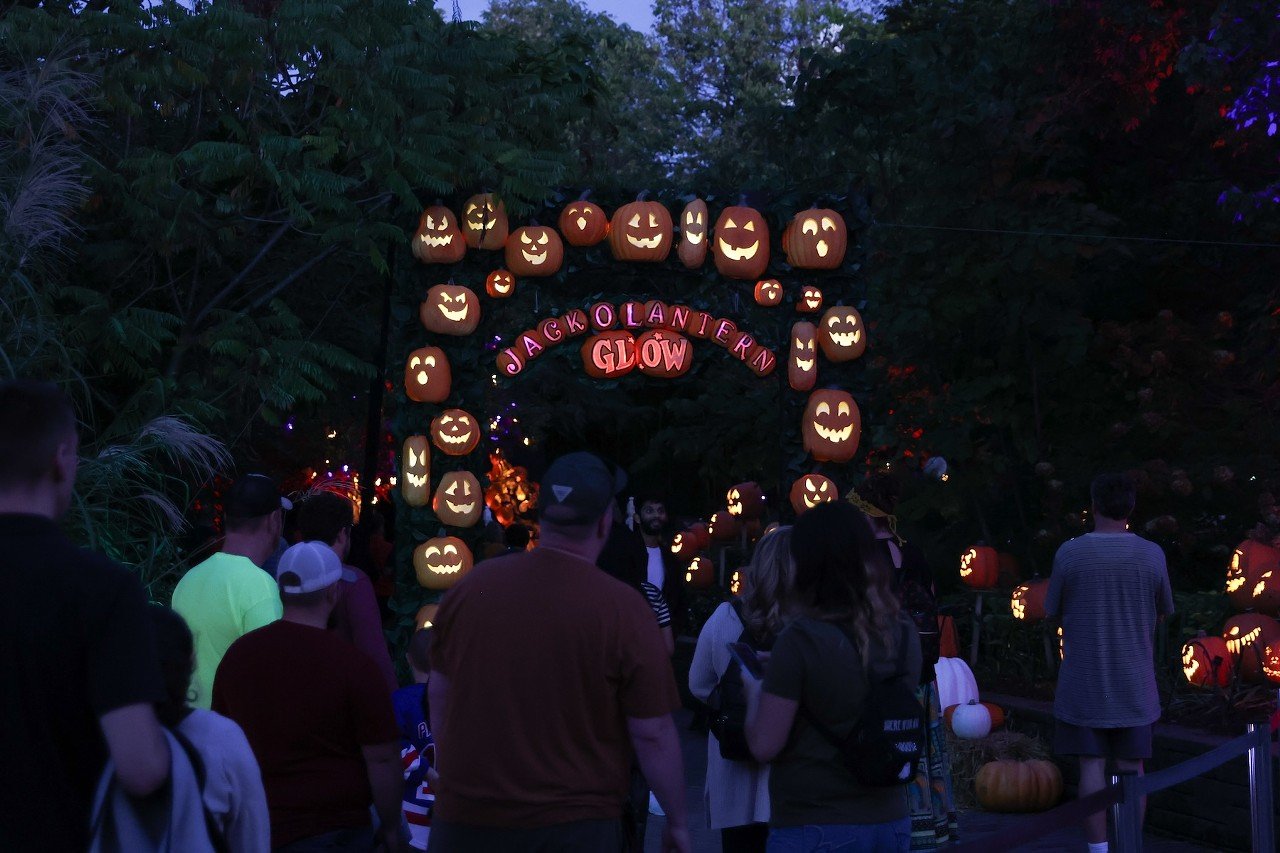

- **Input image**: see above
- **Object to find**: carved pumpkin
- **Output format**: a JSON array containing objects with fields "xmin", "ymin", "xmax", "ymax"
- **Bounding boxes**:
[
  {"xmin": 817, "ymin": 306, "xmax": 867, "ymax": 362},
  {"xmin": 401, "ymin": 436, "xmax": 431, "ymax": 507},
  {"xmin": 729, "ymin": 570, "xmax": 742, "ymax": 596},
  {"xmin": 789, "ymin": 473, "xmax": 837, "ymax": 515},
  {"xmin": 726, "ymin": 482, "xmax": 767, "ymax": 519},
  {"xmin": 505, "ymin": 226, "xmax": 563, "ymax": 277},
  {"xmin": 671, "ymin": 524, "xmax": 709, "ymax": 562},
  {"xmin": 405, "ymin": 346, "xmax": 451, "ymax": 403},
  {"xmin": 1011, "ymin": 580, "xmax": 1049, "ymax": 622},
  {"xmin": 461, "ymin": 193, "xmax": 508, "ymax": 250},
  {"xmin": 609, "ymin": 200, "xmax": 672, "ymax": 262},
  {"xmin": 712, "ymin": 205, "xmax": 770, "ymax": 280},
  {"xmin": 433, "ymin": 471, "xmax": 482, "ymax": 528},
  {"xmin": 797, "ymin": 286, "xmax": 823, "ymax": 314},
  {"xmin": 581, "ymin": 331, "xmax": 637, "ymax": 379},
  {"xmin": 420, "ymin": 284, "xmax": 480, "ymax": 336},
  {"xmin": 801, "ymin": 389, "xmax": 860, "ymax": 463},
  {"xmin": 949, "ymin": 700, "xmax": 993, "ymax": 739},
  {"xmin": 788, "ymin": 321, "xmax": 818, "ymax": 392},
  {"xmin": 558, "ymin": 200, "xmax": 609, "ymax": 246},
  {"xmin": 783, "ymin": 208, "xmax": 847, "ymax": 269},
  {"xmin": 944, "ymin": 701, "xmax": 1005, "ymax": 733},
  {"xmin": 1262, "ymin": 640, "xmax": 1280, "ymax": 686},
  {"xmin": 960, "ymin": 546, "xmax": 1000, "ymax": 589},
  {"xmin": 684, "ymin": 554, "xmax": 714, "ymax": 589},
  {"xmin": 430, "ymin": 409, "xmax": 479, "ymax": 456},
  {"xmin": 708, "ymin": 511, "xmax": 740, "ymax": 542},
  {"xmin": 677, "ymin": 198, "xmax": 708, "ymax": 268},
  {"xmin": 1226, "ymin": 540, "xmax": 1280, "ymax": 612},
  {"xmin": 753, "ymin": 279, "xmax": 782, "ymax": 307},
  {"xmin": 412, "ymin": 205, "xmax": 466, "ymax": 264},
  {"xmin": 635, "ymin": 329, "xmax": 693, "ymax": 378},
  {"xmin": 975, "ymin": 760, "xmax": 1063, "ymax": 813},
  {"xmin": 414, "ymin": 536, "xmax": 473, "ymax": 589},
  {"xmin": 485, "ymin": 269, "xmax": 516, "ymax": 298},
  {"xmin": 1181, "ymin": 636, "xmax": 1234, "ymax": 687},
  {"xmin": 1223, "ymin": 614, "xmax": 1280, "ymax": 682},
  {"xmin": 415, "ymin": 603, "xmax": 439, "ymax": 629}
]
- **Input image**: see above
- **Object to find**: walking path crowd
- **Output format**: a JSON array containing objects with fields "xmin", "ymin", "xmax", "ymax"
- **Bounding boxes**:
[{"xmin": 2, "ymin": 379, "xmax": 1175, "ymax": 853}]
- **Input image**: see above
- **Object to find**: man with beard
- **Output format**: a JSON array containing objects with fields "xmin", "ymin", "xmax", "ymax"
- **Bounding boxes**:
[{"xmin": 638, "ymin": 497, "xmax": 684, "ymax": 638}]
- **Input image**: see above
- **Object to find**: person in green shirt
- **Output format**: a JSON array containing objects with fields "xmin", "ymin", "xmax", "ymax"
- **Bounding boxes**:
[{"xmin": 173, "ymin": 474, "xmax": 289, "ymax": 708}]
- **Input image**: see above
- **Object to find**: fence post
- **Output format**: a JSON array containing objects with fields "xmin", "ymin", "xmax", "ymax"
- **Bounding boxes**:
[
  {"xmin": 1246, "ymin": 719, "xmax": 1275, "ymax": 853},
  {"xmin": 1110, "ymin": 771, "xmax": 1144, "ymax": 853}
]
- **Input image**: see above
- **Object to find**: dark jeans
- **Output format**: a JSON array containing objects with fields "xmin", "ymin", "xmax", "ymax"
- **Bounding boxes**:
[
  {"xmin": 427, "ymin": 818, "xmax": 626, "ymax": 853},
  {"xmin": 275, "ymin": 826, "xmax": 375, "ymax": 852},
  {"xmin": 722, "ymin": 822, "xmax": 769, "ymax": 853}
]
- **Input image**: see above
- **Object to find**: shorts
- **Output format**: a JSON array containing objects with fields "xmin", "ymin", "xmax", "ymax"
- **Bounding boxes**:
[{"xmin": 1054, "ymin": 720, "xmax": 1153, "ymax": 760}]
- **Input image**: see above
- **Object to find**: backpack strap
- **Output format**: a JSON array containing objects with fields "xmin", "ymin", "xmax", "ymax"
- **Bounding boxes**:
[
  {"xmin": 171, "ymin": 725, "xmax": 229, "ymax": 853},
  {"xmin": 798, "ymin": 620, "xmax": 910, "ymax": 751}
]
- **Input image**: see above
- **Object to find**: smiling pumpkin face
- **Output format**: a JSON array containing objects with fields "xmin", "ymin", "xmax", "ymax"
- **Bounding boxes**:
[
  {"xmin": 505, "ymin": 226, "xmax": 564, "ymax": 277},
  {"xmin": 485, "ymin": 269, "xmax": 515, "ymax": 298},
  {"xmin": 802, "ymin": 389, "xmax": 860, "ymax": 463},
  {"xmin": 712, "ymin": 205, "xmax": 770, "ymax": 280},
  {"xmin": 670, "ymin": 523, "xmax": 708, "ymax": 563},
  {"xmin": 789, "ymin": 474, "xmax": 837, "ymax": 514},
  {"xmin": 558, "ymin": 201, "xmax": 610, "ymax": 246},
  {"xmin": 420, "ymin": 284, "xmax": 480, "ymax": 336},
  {"xmin": 788, "ymin": 321, "xmax": 818, "ymax": 392},
  {"xmin": 414, "ymin": 536, "xmax": 474, "ymax": 589},
  {"xmin": 412, "ymin": 205, "xmax": 466, "ymax": 264},
  {"xmin": 401, "ymin": 435, "xmax": 431, "ymax": 506},
  {"xmin": 753, "ymin": 279, "xmax": 782, "ymax": 307},
  {"xmin": 1181, "ymin": 637, "xmax": 1234, "ymax": 687},
  {"xmin": 609, "ymin": 200, "xmax": 673, "ymax": 262},
  {"xmin": 461, "ymin": 193, "xmax": 508, "ymax": 250},
  {"xmin": 817, "ymin": 306, "xmax": 867, "ymax": 362},
  {"xmin": 405, "ymin": 346, "xmax": 451, "ymax": 403},
  {"xmin": 1226, "ymin": 540, "xmax": 1280, "ymax": 611},
  {"xmin": 1223, "ymin": 613, "xmax": 1280, "ymax": 682},
  {"xmin": 677, "ymin": 198, "xmax": 708, "ymax": 268},
  {"xmin": 797, "ymin": 286, "xmax": 823, "ymax": 314},
  {"xmin": 430, "ymin": 409, "xmax": 479, "ymax": 456},
  {"xmin": 433, "ymin": 470, "xmax": 482, "ymax": 527},
  {"xmin": 783, "ymin": 208, "xmax": 847, "ymax": 269}
]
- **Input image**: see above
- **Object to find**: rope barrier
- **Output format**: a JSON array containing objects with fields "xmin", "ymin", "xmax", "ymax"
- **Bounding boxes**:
[
  {"xmin": 1133, "ymin": 730, "xmax": 1256, "ymax": 796},
  {"xmin": 947, "ymin": 785, "xmax": 1122, "ymax": 853}
]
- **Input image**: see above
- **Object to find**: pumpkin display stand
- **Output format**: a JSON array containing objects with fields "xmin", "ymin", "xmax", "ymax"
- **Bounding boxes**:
[{"xmin": 946, "ymin": 729, "xmax": 1058, "ymax": 811}]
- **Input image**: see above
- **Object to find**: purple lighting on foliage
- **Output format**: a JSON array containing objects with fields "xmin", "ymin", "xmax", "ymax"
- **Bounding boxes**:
[{"xmin": 1210, "ymin": 12, "xmax": 1280, "ymax": 213}]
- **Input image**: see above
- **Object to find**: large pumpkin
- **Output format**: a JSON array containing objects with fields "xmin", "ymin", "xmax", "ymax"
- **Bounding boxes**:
[
  {"xmin": 934, "ymin": 656, "xmax": 980, "ymax": 709},
  {"xmin": 1011, "ymin": 580, "xmax": 1050, "ymax": 623},
  {"xmin": 405, "ymin": 346, "xmax": 450, "ymax": 403},
  {"xmin": 558, "ymin": 199, "xmax": 610, "ymax": 246},
  {"xmin": 414, "ymin": 537, "xmax": 473, "ymax": 590},
  {"xmin": 610, "ymin": 200, "xmax": 672, "ymax": 262},
  {"xmin": 788, "ymin": 321, "xmax": 818, "ymax": 392},
  {"xmin": 975, "ymin": 760, "xmax": 1063, "ymax": 813},
  {"xmin": 959, "ymin": 546, "xmax": 1000, "ymax": 589},
  {"xmin": 433, "ymin": 471, "xmax": 482, "ymax": 528},
  {"xmin": 412, "ymin": 205, "xmax": 466, "ymax": 264},
  {"xmin": 401, "ymin": 436, "xmax": 431, "ymax": 507},
  {"xmin": 430, "ymin": 409, "xmax": 480, "ymax": 456},
  {"xmin": 1223, "ymin": 613, "xmax": 1280, "ymax": 683},
  {"xmin": 505, "ymin": 226, "xmax": 563, "ymax": 277},
  {"xmin": 783, "ymin": 208, "xmax": 847, "ymax": 269},
  {"xmin": 801, "ymin": 389, "xmax": 860, "ymax": 463},
  {"xmin": 677, "ymin": 198, "xmax": 708, "ymax": 268},
  {"xmin": 1226, "ymin": 540, "xmax": 1280, "ymax": 613},
  {"xmin": 789, "ymin": 473, "xmax": 837, "ymax": 515},
  {"xmin": 712, "ymin": 205, "xmax": 770, "ymax": 280},
  {"xmin": 461, "ymin": 192, "xmax": 508, "ymax": 250},
  {"xmin": 420, "ymin": 284, "xmax": 480, "ymax": 336},
  {"xmin": 817, "ymin": 306, "xmax": 867, "ymax": 362},
  {"xmin": 1181, "ymin": 636, "xmax": 1234, "ymax": 687}
]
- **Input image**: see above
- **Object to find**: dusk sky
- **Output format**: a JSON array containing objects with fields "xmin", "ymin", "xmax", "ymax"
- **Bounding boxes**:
[{"xmin": 444, "ymin": 0, "xmax": 656, "ymax": 32}]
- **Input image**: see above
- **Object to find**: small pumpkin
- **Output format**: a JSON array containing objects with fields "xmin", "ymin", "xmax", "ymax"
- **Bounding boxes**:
[
  {"xmin": 726, "ymin": 482, "xmax": 767, "ymax": 519},
  {"xmin": 433, "ymin": 470, "xmax": 482, "ymax": 528},
  {"xmin": 1010, "ymin": 580, "xmax": 1050, "ymax": 623},
  {"xmin": 949, "ymin": 700, "xmax": 993, "ymax": 739},
  {"xmin": 708, "ymin": 511, "xmax": 740, "ymax": 542},
  {"xmin": 485, "ymin": 269, "xmax": 516, "ymax": 298},
  {"xmin": 797, "ymin": 286, "xmax": 823, "ymax": 314},
  {"xmin": 401, "ymin": 435, "xmax": 431, "ymax": 507},
  {"xmin": 975, "ymin": 760, "xmax": 1063, "ymax": 813},
  {"xmin": 670, "ymin": 524, "xmax": 709, "ymax": 562},
  {"xmin": 412, "ymin": 205, "xmax": 466, "ymax": 264},
  {"xmin": 677, "ymin": 198, "xmax": 708, "ymax": 268},
  {"xmin": 414, "ymin": 536, "xmax": 474, "ymax": 590},
  {"xmin": 420, "ymin": 284, "xmax": 480, "ymax": 336},
  {"xmin": 753, "ymin": 279, "xmax": 783, "ymax": 307},
  {"xmin": 558, "ymin": 199, "xmax": 610, "ymax": 246},
  {"xmin": 610, "ymin": 199, "xmax": 672, "ymax": 262},
  {"xmin": 959, "ymin": 546, "xmax": 1000, "ymax": 589},
  {"xmin": 461, "ymin": 193, "xmax": 508, "ymax": 250},
  {"xmin": 712, "ymin": 205, "xmax": 770, "ymax": 280},
  {"xmin": 944, "ymin": 700, "xmax": 1006, "ymax": 734},
  {"xmin": 788, "ymin": 321, "xmax": 818, "ymax": 392},
  {"xmin": 684, "ymin": 554, "xmax": 714, "ymax": 589},
  {"xmin": 405, "ymin": 346, "xmax": 451, "ymax": 404},
  {"xmin": 816, "ymin": 306, "xmax": 867, "ymax": 362},
  {"xmin": 505, "ymin": 226, "xmax": 564, "ymax": 277},
  {"xmin": 789, "ymin": 473, "xmax": 837, "ymax": 514},
  {"xmin": 430, "ymin": 409, "xmax": 480, "ymax": 457}
]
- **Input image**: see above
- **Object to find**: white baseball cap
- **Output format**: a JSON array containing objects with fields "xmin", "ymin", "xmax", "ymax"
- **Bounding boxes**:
[{"xmin": 277, "ymin": 541, "xmax": 343, "ymax": 593}]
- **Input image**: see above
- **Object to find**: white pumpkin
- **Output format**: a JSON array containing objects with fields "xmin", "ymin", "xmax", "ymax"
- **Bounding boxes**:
[
  {"xmin": 951, "ymin": 700, "xmax": 993, "ymax": 739},
  {"xmin": 934, "ymin": 656, "xmax": 980, "ymax": 709}
]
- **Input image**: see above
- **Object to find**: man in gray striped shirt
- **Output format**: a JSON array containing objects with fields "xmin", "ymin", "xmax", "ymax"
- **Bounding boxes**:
[{"xmin": 1046, "ymin": 473, "xmax": 1174, "ymax": 853}]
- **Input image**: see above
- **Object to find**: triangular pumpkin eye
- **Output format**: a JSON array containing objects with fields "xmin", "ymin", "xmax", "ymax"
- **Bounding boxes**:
[
  {"xmin": 743, "ymin": 220, "xmax": 755, "ymax": 232},
  {"xmin": 628, "ymin": 214, "xmax": 641, "ymax": 228},
  {"xmin": 723, "ymin": 217, "xmax": 737, "ymax": 229},
  {"xmin": 648, "ymin": 213, "xmax": 659, "ymax": 228},
  {"xmin": 446, "ymin": 480, "xmax": 457, "ymax": 496}
]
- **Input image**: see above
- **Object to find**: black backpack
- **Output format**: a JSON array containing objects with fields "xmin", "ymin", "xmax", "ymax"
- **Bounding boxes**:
[
  {"xmin": 802, "ymin": 623, "xmax": 925, "ymax": 787},
  {"xmin": 707, "ymin": 600, "xmax": 772, "ymax": 763}
]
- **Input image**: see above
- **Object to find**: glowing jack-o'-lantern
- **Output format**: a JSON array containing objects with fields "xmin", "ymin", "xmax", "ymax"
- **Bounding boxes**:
[
  {"xmin": 712, "ymin": 205, "xmax": 770, "ymax": 280},
  {"xmin": 685, "ymin": 555, "xmax": 714, "ymax": 589},
  {"xmin": 412, "ymin": 205, "xmax": 466, "ymax": 264},
  {"xmin": 789, "ymin": 321, "xmax": 818, "ymax": 392},
  {"xmin": 505, "ymin": 226, "xmax": 563, "ymax": 277},
  {"xmin": 401, "ymin": 436, "xmax": 431, "ymax": 506},
  {"xmin": 461, "ymin": 193, "xmax": 508, "ymax": 250},
  {"xmin": 405, "ymin": 346, "xmax": 451, "ymax": 403},
  {"xmin": 817, "ymin": 306, "xmax": 867, "ymax": 362},
  {"xmin": 726, "ymin": 482, "xmax": 766, "ymax": 519},
  {"xmin": 708, "ymin": 511, "xmax": 740, "ymax": 542},
  {"xmin": 610, "ymin": 199, "xmax": 672, "ymax": 262},
  {"xmin": 1223, "ymin": 614, "xmax": 1280, "ymax": 682},
  {"xmin": 677, "ymin": 198, "xmax": 708, "ymax": 268},
  {"xmin": 485, "ymin": 269, "xmax": 515, "ymax": 298},
  {"xmin": 414, "ymin": 536, "xmax": 473, "ymax": 590},
  {"xmin": 789, "ymin": 474, "xmax": 837, "ymax": 515},
  {"xmin": 1226, "ymin": 540, "xmax": 1280, "ymax": 612},
  {"xmin": 801, "ymin": 389, "xmax": 860, "ymax": 463},
  {"xmin": 415, "ymin": 603, "xmax": 439, "ymax": 630},
  {"xmin": 1181, "ymin": 636, "xmax": 1234, "ymax": 687},
  {"xmin": 797, "ymin": 286, "xmax": 823, "ymax": 314},
  {"xmin": 729, "ymin": 570, "xmax": 742, "ymax": 596},
  {"xmin": 1262, "ymin": 641, "xmax": 1280, "ymax": 685},
  {"xmin": 670, "ymin": 524, "xmax": 709, "ymax": 563},
  {"xmin": 959, "ymin": 546, "xmax": 1000, "ymax": 589},
  {"xmin": 558, "ymin": 200, "xmax": 609, "ymax": 246},
  {"xmin": 1010, "ymin": 580, "xmax": 1049, "ymax": 622},
  {"xmin": 420, "ymin": 284, "xmax": 480, "ymax": 336},
  {"xmin": 433, "ymin": 470, "xmax": 482, "ymax": 528},
  {"xmin": 430, "ymin": 409, "xmax": 479, "ymax": 456},
  {"xmin": 783, "ymin": 208, "xmax": 848, "ymax": 270},
  {"xmin": 753, "ymin": 279, "xmax": 783, "ymax": 307}
]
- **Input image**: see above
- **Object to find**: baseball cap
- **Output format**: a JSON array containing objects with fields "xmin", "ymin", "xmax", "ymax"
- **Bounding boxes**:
[
  {"xmin": 225, "ymin": 473, "xmax": 293, "ymax": 519},
  {"xmin": 276, "ymin": 541, "xmax": 343, "ymax": 593},
  {"xmin": 540, "ymin": 452, "xmax": 627, "ymax": 525}
]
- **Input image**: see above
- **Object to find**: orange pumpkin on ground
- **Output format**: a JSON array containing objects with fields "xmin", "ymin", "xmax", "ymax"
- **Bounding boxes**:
[{"xmin": 975, "ymin": 760, "xmax": 1063, "ymax": 813}]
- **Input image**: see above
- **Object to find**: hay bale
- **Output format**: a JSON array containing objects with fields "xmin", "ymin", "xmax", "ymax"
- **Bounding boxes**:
[{"xmin": 947, "ymin": 729, "xmax": 1052, "ymax": 810}]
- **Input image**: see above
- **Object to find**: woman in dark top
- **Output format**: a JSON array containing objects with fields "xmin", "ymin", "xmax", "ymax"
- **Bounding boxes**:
[{"xmin": 744, "ymin": 501, "xmax": 920, "ymax": 852}]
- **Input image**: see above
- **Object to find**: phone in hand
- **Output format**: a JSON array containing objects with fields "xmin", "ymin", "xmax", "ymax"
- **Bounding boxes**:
[{"xmin": 727, "ymin": 642, "xmax": 765, "ymax": 680}]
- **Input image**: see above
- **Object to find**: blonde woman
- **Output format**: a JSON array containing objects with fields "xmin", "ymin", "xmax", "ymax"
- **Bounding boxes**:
[{"xmin": 689, "ymin": 526, "xmax": 795, "ymax": 853}]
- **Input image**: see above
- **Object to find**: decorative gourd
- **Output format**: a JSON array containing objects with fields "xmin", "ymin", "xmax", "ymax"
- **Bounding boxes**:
[
  {"xmin": 1181, "ymin": 636, "xmax": 1234, "ymax": 687},
  {"xmin": 485, "ymin": 269, "xmax": 515, "ymax": 298},
  {"xmin": 461, "ymin": 193, "xmax": 508, "ymax": 250},
  {"xmin": 405, "ymin": 347, "xmax": 450, "ymax": 403},
  {"xmin": 1011, "ymin": 580, "xmax": 1050, "ymax": 623},
  {"xmin": 1223, "ymin": 613, "xmax": 1280, "ymax": 682},
  {"xmin": 413, "ymin": 537, "xmax": 473, "ymax": 589},
  {"xmin": 783, "ymin": 208, "xmax": 847, "ymax": 269},
  {"xmin": 944, "ymin": 700, "xmax": 1005, "ymax": 732},
  {"xmin": 712, "ymin": 205, "xmax": 770, "ymax": 279},
  {"xmin": 609, "ymin": 199, "xmax": 672, "ymax": 262},
  {"xmin": 401, "ymin": 436, "xmax": 431, "ymax": 506},
  {"xmin": 677, "ymin": 198, "xmax": 708, "ymax": 268},
  {"xmin": 753, "ymin": 279, "xmax": 782, "ymax": 306},
  {"xmin": 412, "ymin": 205, "xmax": 465, "ymax": 264},
  {"xmin": 789, "ymin": 473, "xmax": 837, "ymax": 514},
  {"xmin": 433, "ymin": 471, "xmax": 482, "ymax": 528},
  {"xmin": 558, "ymin": 199, "xmax": 609, "ymax": 246},
  {"xmin": 430, "ymin": 409, "xmax": 479, "ymax": 456},
  {"xmin": 797, "ymin": 286, "xmax": 823, "ymax": 314},
  {"xmin": 726, "ymin": 482, "xmax": 766, "ymax": 519},
  {"xmin": 788, "ymin": 321, "xmax": 818, "ymax": 392},
  {"xmin": 801, "ymin": 389, "xmax": 860, "ymax": 463},
  {"xmin": 505, "ymin": 226, "xmax": 563, "ymax": 277},
  {"xmin": 420, "ymin": 284, "xmax": 480, "ymax": 336},
  {"xmin": 933, "ymin": 656, "xmax": 979, "ymax": 709},
  {"xmin": 949, "ymin": 700, "xmax": 993, "ymax": 739},
  {"xmin": 975, "ymin": 760, "xmax": 1063, "ymax": 813},
  {"xmin": 817, "ymin": 306, "xmax": 867, "ymax": 362},
  {"xmin": 959, "ymin": 546, "xmax": 1000, "ymax": 589}
]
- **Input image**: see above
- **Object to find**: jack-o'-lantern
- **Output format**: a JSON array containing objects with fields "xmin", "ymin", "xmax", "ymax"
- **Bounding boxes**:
[
  {"xmin": 1223, "ymin": 614, "xmax": 1280, "ymax": 682},
  {"xmin": 610, "ymin": 199, "xmax": 672, "ymax": 262},
  {"xmin": 753, "ymin": 279, "xmax": 782, "ymax": 307},
  {"xmin": 461, "ymin": 193, "xmax": 508, "ymax": 250},
  {"xmin": 670, "ymin": 524, "xmax": 709, "ymax": 562},
  {"xmin": 1181, "ymin": 636, "xmax": 1234, "ymax": 687},
  {"xmin": 789, "ymin": 474, "xmax": 837, "ymax": 514},
  {"xmin": 1262, "ymin": 640, "xmax": 1280, "ymax": 685},
  {"xmin": 433, "ymin": 471, "xmax": 482, "ymax": 527},
  {"xmin": 729, "ymin": 570, "xmax": 742, "ymax": 596},
  {"xmin": 485, "ymin": 269, "xmax": 515, "ymax": 298},
  {"xmin": 975, "ymin": 760, "xmax": 1062, "ymax": 813},
  {"xmin": 960, "ymin": 546, "xmax": 1000, "ymax": 589},
  {"xmin": 405, "ymin": 346, "xmax": 451, "ymax": 403},
  {"xmin": 685, "ymin": 554, "xmax": 714, "ymax": 589},
  {"xmin": 677, "ymin": 198, "xmax": 708, "ymax": 268},
  {"xmin": 783, "ymin": 208, "xmax": 847, "ymax": 269},
  {"xmin": 708, "ymin": 511, "xmax": 740, "ymax": 541},
  {"xmin": 414, "ymin": 536, "xmax": 473, "ymax": 589},
  {"xmin": 797, "ymin": 286, "xmax": 823, "ymax": 314},
  {"xmin": 712, "ymin": 205, "xmax": 770, "ymax": 279},
  {"xmin": 558, "ymin": 199, "xmax": 609, "ymax": 246},
  {"xmin": 726, "ymin": 482, "xmax": 766, "ymax": 519},
  {"xmin": 801, "ymin": 389, "xmax": 860, "ymax": 463},
  {"xmin": 817, "ymin": 306, "xmax": 867, "ymax": 362},
  {"xmin": 789, "ymin": 321, "xmax": 818, "ymax": 392},
  {"xmin": 635, "ymin": 329, "xmax": 693, "ymax": 378},
  {"xmin": 1226, "ymin": 540, "xmax": 1280, "ymax": 612},
  {"xmin": 401, "ymin": 436, "xmax": 431, "ymax": 506},
  {"xmin": 430, "ymin": 409, "xmax": 479, "ymax": 456},
  {"xmin": 412, "ymin": 205, "xmax": 466, "ymax": 264},
  {"xmin": 420, "ymin": 284, "xmax": 480, "ymax": 336},
  {"xmin": 505, "ymin": 226, "xmax": 563, "ymax": 277},
  {"xmin": 415, "ymin": 603, "xmax": 439, "ymax": 629},
  {"xmin": 1010, "ymin": 580, "xmax": 1049, "ymax": 622}
]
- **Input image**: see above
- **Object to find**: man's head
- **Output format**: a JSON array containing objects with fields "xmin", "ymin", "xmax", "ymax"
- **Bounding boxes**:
[
  {"xmin": 538, "ymin": 452, "xmax": 626, "ymax": 554},
  {"xmin": 223, "ymin": 473, "xmax": 290, "ymax": 549},
  {"xmin": 0, "ymin": 380, "xmax": 78, "ymax": 518},
  {"xmin": 638, "ymin": 497, "xmax": 668, "ymax": 537},
  {"xmin": 276, "ymin": 540, "xmax": 343, "ymax": 617},
  {"xmin": 297, "ymin": 491, "xmax": 355, "ymax": 560},
  {"xmin": 1091, "ymin": 473, "xmax": 1136, "ymax": 522}
]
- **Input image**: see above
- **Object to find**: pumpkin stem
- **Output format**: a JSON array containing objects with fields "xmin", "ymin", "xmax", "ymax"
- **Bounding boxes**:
[
  {"xmin": 578, "ymin": 189, "xmax": 593, "ymax": 201},
  {"xmin": 636, "ymin": 190, "xmax": 649, "ymax": 202}
]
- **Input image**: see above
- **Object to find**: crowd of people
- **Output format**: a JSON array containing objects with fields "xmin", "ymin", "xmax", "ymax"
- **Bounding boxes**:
[{"xmin": 3, "ymin": 378, "xmax": 1173, "ymax": 853}]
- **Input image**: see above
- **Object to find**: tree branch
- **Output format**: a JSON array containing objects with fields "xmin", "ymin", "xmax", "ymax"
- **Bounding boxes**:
[{"xmin": 191, "ymin": 219, "xmax": 293, "ymax": 328}]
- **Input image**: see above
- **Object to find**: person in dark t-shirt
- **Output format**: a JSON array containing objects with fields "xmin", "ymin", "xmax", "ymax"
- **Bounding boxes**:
[{"xmin": 0, "ymin": 380, "xmax": 170, "ymax": 851}]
